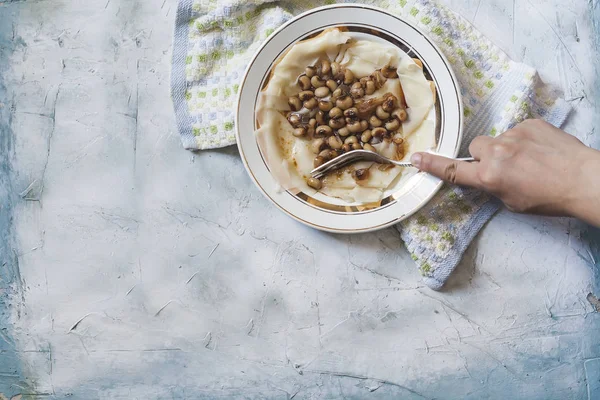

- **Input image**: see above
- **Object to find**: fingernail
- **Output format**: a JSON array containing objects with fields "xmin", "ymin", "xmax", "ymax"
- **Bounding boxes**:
[{"xmin": 411, "ymin": 153, "xmax": 422, "ymax": 167}]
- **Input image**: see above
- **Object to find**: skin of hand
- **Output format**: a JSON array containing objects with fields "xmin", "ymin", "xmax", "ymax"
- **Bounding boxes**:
[{"xmin": 410, "ymin": 119, "xmax": 600, "ymax": 227}]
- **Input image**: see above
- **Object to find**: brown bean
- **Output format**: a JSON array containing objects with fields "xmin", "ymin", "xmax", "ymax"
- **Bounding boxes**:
[
  {"xmin": 385, "ymin": 118, "xmax": 400, "ymax": 132},
  {"xmin": 321, "ymin": 59, "xmax": 331, "ymax": 76},
  {"xmin": 376, "ymin": 105, "xmax": 390, "ymax": 120},
  {"xmin": 326, "ymin": 79, "xmax": 338, "ymax": 92},
  {"xmin": 331, "ymin": 62, "xmax": 341, "ymax": 78},
  {"xmin": 393, "ymin": 108, "xmax": 408, "ymax": 122},
  {"xmin": 343, "ymin": 69, "xmax": 355, "ymax": 84},
  {"xmin": 318, "ymin": 99, "xmax": 333, "ymax": 112},
  {"xmin": 311, "ymin": 138, "xmax": 326, "ymax": 153},
  {"xmin": 304, "ymin": 98, "xmax": 318, "ymax": 110},
  {"xmin": 360, "ymin": 76, "xmax": 370, "ymax": 86},
  {"xmin": 311, "ymin": 75, "xmax": 326, "ymax": 88},
  {"xmin": 316, "ymin": 110, "xmax": 328, "ymax": 125},
  {"xmin": 371, "ymin": 127, "xmax": 386, "ymax": 138},
  {"xmin": 382, "ymin": 63, "xmax": 398, "ymax": 78},
  {"xmin": 308, "ymin": 118, "xmax": 317, "ymax": 128},
  {"xmin": 336, "ymin": 96, "xmax": 354, "ymax": 110},
  {"xmin": 307, "ymin": 177, "xmax": 322, "ymax": 190},
  {"xmin": 350, "ymin": 82, "xmax": 365, "ymax": 99},
  {"xmin": 328, "ymin": 136, "xmax": 343, "ymax": 150},
  {"xmin": 363, "ymin": 143, "xmax": 377, "ymax": 153},
  {"xmin": 344, "ymin": 135, "xmax": 358, "ymax": 144},
  {"xmin": 352, "ymin": 168, "xmax": 370, "ymax": 181},
  {"xmin": 316, "ymin": 125, "xmax": 333, "ymax": 137},
  {"xmin": 338, "ymin": 127, "xmax": 350, "ymax": 137},
  {"xmin": 329, "ymin": 117, "xmax": 345, "ymax": 129},
  {"xmin": 298, "ymin": 75, "xmax": 311, "ymax": 90},
  {"xmin": 319, "ymin": 149, "xmax": 332, "ymax": 160},
  {"xmin": 329, "ymin": 107, "xmax": 343, "ymax": 119},
  {"xmin": 315, "ymin": 87, "xmax": 330, "ymax": 98},
  {"xmin": 352, "ymin": 142, "xmax": 363, "ymax": 150},
  {"xmin": 288, "ymin": 96, "xmax": 302, "ymax": 111},
  {"xmin": 382, "ymin": 94, "xmax": 397, "ymax": 112},
  {"xmin": 369, "ymin": 115, "xmax": 382, "ymax": 127},
  {"xmin": 365, "ymin": 80, "xmax": 376, "ymax": 95},
  {"xmin": 361, "ymin": 130, "xmax": 372, "ymax": 143},
  {"xmin": 314, "ymin": 156, "xmax": 325, "ymax": 168},
  {"xmin": 392, "ymin": 133, "xmax": 404, "ymax": 145},
  {"xmin": 305, "ymin": 66, "xmax": 317, "ymax": 78},
  {"xmin": 347, "ymin": 120, "xmax": 363, "ymax": 133},
  {"xmin": 343, "ymin": 107, "xmax": 359, "ymax": 119},
  {"xmin": 293, "ymin": 127, "xmax": 307, "ymax": 137},
  {"xmin": 342, "ymin": 143, "xmax": 352, "ymax": 152},
  {"xmin": 299, "ymin": 91, "xmax": 314, "ymax": 101},
  {"xmin": 360, "ymin": 120, "xmax": 369, "ymax": 132}
]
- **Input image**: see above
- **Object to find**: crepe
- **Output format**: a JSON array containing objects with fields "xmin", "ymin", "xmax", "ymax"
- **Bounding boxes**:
[{"xmin": 255, "ymin": 28, "xmax": 435, "ymax": 203}]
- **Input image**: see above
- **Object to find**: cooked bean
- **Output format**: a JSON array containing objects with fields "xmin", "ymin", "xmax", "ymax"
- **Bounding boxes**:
[
  {"xmin": 342, "ymin": 143, "xmax": 352, "ymax": 152},
  {"xmin": 315, "ymin": 87, "xmax": 330, "ymax": 98},
  {"xmin": 321, "ymin": 59, "xmax": 331, "ymax": 76},
  {"xmin": 347, "ymin": 120, "xmax": 363, "ymax": 133},
  {"xmin": 361, "ymin": 130, "xmax": 372, "ymax": 143},
  {"xmin": 288, "ymin": 113, "xmax": 301, "ymax": 126},
  {"xmin": 382, "ymin": 63, "xmax": 398, "ymax": 78},
  {"xmin": 365, "ymin": 80, "xmax": 376, "ymax": 95},
  {"xmin": 307, "ymin": 177, "xmax": 322, "ymax": 190},
  {"xmin": 369, "ymin": 115, "xmax": 382, "ymax": 127},
  {"xmin": 350, "ymin": 82, "xmax": 365, "ymax": 99},
  {"xmin": 326, "ymin": 79, "xmax": 338, "ymax": 92},
  {"xmin": 372, "ymin": 70, "xmax": 387, "ymax": 88},
  {"xmin": 338, "ymin": 127, "xmax": 350, "ymax": 137},
  {"xmin": 343, "ymin": 68, "xmax": 355, "ymax": 84},
  {"xmin": 316, "ymin": 125, "xmax": 333, "ymax": 137},
  {"xmin": 344, "ymin": 135, "xmax": 358, "ymax": 144},
  {"xmin": 305, "ymin": 66, "xmax": 317, "ymax": 78},
  {"xmin": 385, "ymin": 118, "xmax": 400, "ymax": 132},
  {"xmin": 352, "ymin": 168, "xmax": 370, "ymax": 181},
  {"xmin": 328, "ymin": 136, "xmax": 343, "ymax": 150},
  {"xmin": 299, "ymin": 91, "xmax": 314, "ymax": 101},
  {"xmin": 318, "ymin": 99, "xmax": 333, "ymax": 112},
  {"xmin": 360, "ymin": 120, "xmax": 369, "ymax": 132},
  {"xmin": 298, "ymin": 75, "xmax": 311, "ymax": 90},
  {"xmin": 332, "ymin": 88, "xmax": 343, "ymax": 99},
  {"xmin": 329, "ymin": 107, "xmax": 343, "ymax": 119},
  {"xmin": 393, "ymin": 108, "xmax": 408, "ymax": 122},
  {"xmin": 331, "ymin": 62, "xmax": 341, "ymax": 78},
  {"xmin": 360, "ymin": 76, "xmax": 370, "ymax": 86},
  {"xmin": 382, "ymin": 94, "xmax": 397, "ymax": 112},
  {"xmin": 316, "ymin": 110, "xmax": 328, "ymax": 125},
  {"xmin": 311, "ymin": 138, "xmax": 326, "ymax": 153},
  {"xmin": 314, "ymin": 156, "xmax": 325, "ymax": 168},
  {"xmin": 329, "ymin": 117, "xmax": 345, "ymax": 130},
  {"xmin": 392, "ymin": 133, "xmax": 404, "ymax": 145},
  {"xmin": 293, "ymin": 127, "xmax": 307, "ymax": 137},
  {"xmin": 376, "ymin": 105, "xmax": 390, "ymax": 120},
  {"xmin": 363, "ymin": 143, "xmax": 377, "ymax": 153},
  {"xmin": 311, "ymin": 75, "xmax": 326, "ymax": 88},
  {"xmin": 319, "ymin": 149, "xmax": 332, "ymax": 160},
  {"xmin": 371, "ymin": 127, "xmax": 386, "ymax": 138},
  {"xmin": 288, "ymin": 96, "xmax": 302, "ymax": 111},
  {"xmin": 336, "ymin": 96, "xmax": 354, "ymax": 110},
  {"xmin": 304, "ymin": 98, "xmax": 318, "ymax": 110},
  {"xmin": 309, "ymin": 118, "xmax": 317, "ymax": 128},
  {"xmin": 352, "ymin": 142, "xmax": 363, "ymax": 150},
  {"xmin": 343, "ymin": 107, "xmax": 358, "ymax": 119},
  {"xmin": 330, "ymin": 149, "xmax": 340, "ymax": 159}
]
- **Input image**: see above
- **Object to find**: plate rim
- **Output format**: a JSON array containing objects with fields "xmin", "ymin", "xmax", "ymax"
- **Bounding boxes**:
[{"xmin": 235, "ymin": 3, "xmax": 464, "ymax": 234}]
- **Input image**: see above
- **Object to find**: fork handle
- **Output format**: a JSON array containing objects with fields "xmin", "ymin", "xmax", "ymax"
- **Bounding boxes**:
[{"xmin": 391, "ymin": 156, "xmax": 475, "ymax": 168}]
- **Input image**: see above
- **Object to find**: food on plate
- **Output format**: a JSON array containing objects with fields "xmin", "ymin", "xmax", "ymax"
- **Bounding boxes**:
[{"xmin": 255, "ymin": 28, "xmax": 436, "ymax": 203}]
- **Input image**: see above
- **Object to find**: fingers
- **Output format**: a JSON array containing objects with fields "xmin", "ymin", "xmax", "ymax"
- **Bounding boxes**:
[
  {"xmin": 469, "ymin": 135, "xmax": 494, "ymax": 160},
  {"xmin": 411, "ymin": 152, "xmax": 480, "ymax": 187}
]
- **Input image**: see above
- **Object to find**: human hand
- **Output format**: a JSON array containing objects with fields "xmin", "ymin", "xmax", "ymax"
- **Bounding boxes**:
[{"xmin": 410, "ymin": 119, "xmax": 600, "ymax": 226}]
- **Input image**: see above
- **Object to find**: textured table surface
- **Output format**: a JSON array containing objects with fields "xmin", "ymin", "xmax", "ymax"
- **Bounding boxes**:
[{"xmin": 1, "ymin": 0, "xmax": 599, "ymax": 399}]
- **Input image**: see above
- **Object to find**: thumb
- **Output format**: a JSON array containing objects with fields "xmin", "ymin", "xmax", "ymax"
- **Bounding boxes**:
[{"xmin": 410, "ymin": 152, "xmax": 480, "ymax": 187}]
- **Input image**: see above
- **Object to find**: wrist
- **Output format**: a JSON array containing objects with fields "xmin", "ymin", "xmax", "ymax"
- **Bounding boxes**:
[{"xmin": 567, "ymin": 147, "xmax": 600, "ymax": 226}]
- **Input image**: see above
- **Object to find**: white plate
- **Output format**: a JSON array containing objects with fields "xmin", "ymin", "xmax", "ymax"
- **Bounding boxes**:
[{"xmin": 236, "ymin": 4, "xmax": 463, "ymax": 233}]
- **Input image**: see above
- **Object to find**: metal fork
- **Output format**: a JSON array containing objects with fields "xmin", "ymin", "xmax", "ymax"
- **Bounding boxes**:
[{"xmin": 310, "ymin": 150, "xmax": 475, "ymax": 179}]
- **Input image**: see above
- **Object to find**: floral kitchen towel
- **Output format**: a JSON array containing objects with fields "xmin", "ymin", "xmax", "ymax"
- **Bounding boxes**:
[{"xmin": 171, "ymin": 0, "xmax": 571, "ymax": 290}]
